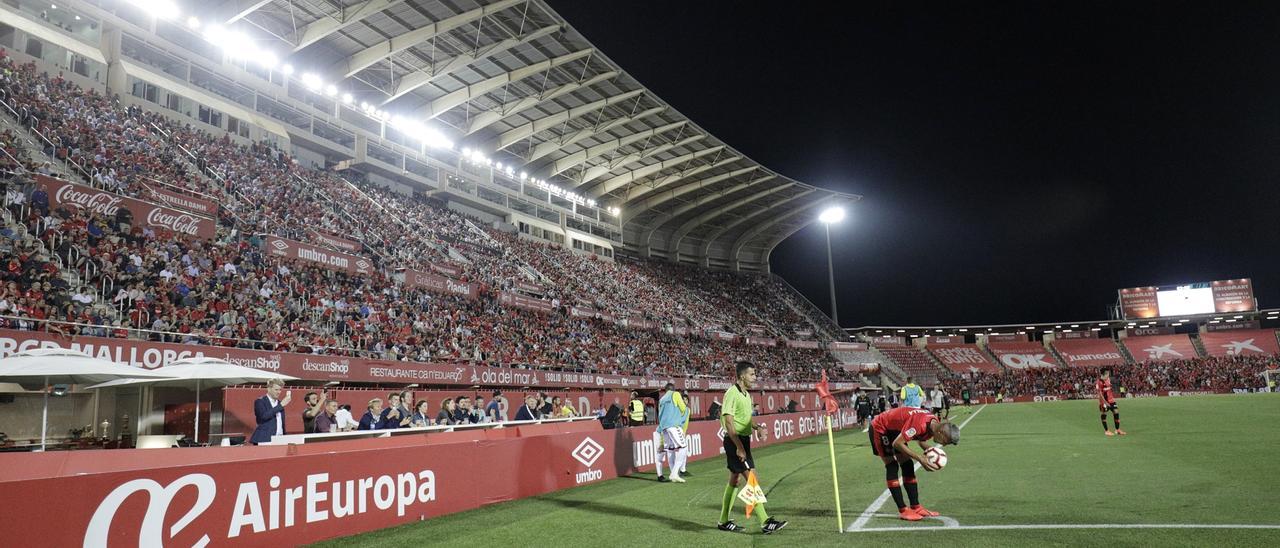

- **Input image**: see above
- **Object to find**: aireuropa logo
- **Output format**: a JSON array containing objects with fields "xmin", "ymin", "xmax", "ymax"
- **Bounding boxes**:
[
  {"xmin": 572, "ymin": 437, "xmax": 605, "ymax": 484},
  {"xmin": 84, "ymin": 469, "xmax": 438, "ymax": 545},
  {"xmin": 85, "ymin": 473, "xmax": 217, "ymax": 547},
  {"xmin": 572, "ymin": 437, "xmax": 603, "ymax": 467}
]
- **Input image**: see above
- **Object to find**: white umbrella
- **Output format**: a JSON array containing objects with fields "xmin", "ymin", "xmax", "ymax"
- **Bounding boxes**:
[
  {"xmin": 88, "ymin": 357, "xmax": 297, "ymax": 444},
  {"xmin": 0, "ymin": 348, "xmax": 174, "ymax": 450}
]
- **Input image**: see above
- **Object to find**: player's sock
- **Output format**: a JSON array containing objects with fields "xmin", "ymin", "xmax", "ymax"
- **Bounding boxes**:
[
  {"xmin": 1101, "ymin": 413, "xmax": 1109, "ymax": 431},
  {"xmin": 719, "ymin": 484, "xmax": 737, "ymax": 523},
  {"xmin": 1112, "ymin": 412, "xmax": 1120, "ymax": 431},
  {"xmin": 753, "ymin": 503, "xmax": 770, "ymax": 526},
  {"xmin": 901, "ymin": 461, "xmax": 920, "ymax": 507},
  {"xmin": 885, "ymin": 461, "xmax": 907, "ymax": 510},
  {"xmin": 654, "ymin": 448, "xmax": 665, "ymax": 478}
]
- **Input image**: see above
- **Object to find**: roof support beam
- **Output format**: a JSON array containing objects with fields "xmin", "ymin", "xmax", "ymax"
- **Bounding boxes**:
[
  {"xmin": 645, "ymin": 177, "xmax": 784, "ymax": 250},
  {"xmin": 619, "ymin": 157, "xmax": 741, "ymax": 204},
  {"xmin": 524, "ymin": 106, "xmax": 663, "ymax": 163},
  {"xmin": 333, "ymin": 0, "xmax": 525, "ymax": 78},
  {"xmin": 728, "ymin": 194, "xmax": 830, "ymax": 262},
  {"xmin": 574, "ymin": 136, "xmax": 705, "ymax": 185},
  {"xmin": 484, "ymin": 89, "xmax": 643, "ymax": 152},
  {"xmin": 418, "ymin": 49, "xmax": 595, "ymax": 119},
  {"xmin": 221, "ymin": 0, "xmax": 274, "ymax": 24},
  {"xmin": 547, "ymin": 121, "xmax": 685, "ymax": 176},
  {"xmin": 383, "ymin": 24, "xmax": 561, "ymax": 105},
  {"xmin": 293, "ymin": 0, "xmax": 404, "ymax": 52},
  {"xmin": 697, "ymin": 189, "xmax": 816, "ymax": 259},
  {"xmin": 465, "ymin": 70, "xmax": 617, "ymax": 135},
  {"xmin": 586, "ymin": 146, "xmax": 725, "ymax": 197},
  {"xmin": 620, "ymin": 166, "xmax": 758, "ymax": 224}
]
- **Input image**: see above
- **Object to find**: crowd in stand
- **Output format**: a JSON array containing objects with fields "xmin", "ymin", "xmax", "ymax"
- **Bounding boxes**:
[
  {"xmin": 0, "ymin": 53, "xmax": 855, "ymax": 383},
  {"xmin": 954, "ymin": 354, "xmax": 1276, "ymax": 398}
]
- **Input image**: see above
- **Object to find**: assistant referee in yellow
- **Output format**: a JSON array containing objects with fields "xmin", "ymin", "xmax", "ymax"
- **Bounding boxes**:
[{"xmin": 717, "ymin": 361, "xmax": 788, "ymax": 534}]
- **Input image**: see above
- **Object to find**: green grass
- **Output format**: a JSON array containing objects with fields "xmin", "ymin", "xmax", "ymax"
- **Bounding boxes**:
[{"xmin": 317, "ymin": 394, "xmax": 1280, "ymax": 547}]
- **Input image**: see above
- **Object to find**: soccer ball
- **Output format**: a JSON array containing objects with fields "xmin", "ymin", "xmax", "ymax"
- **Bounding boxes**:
[{"xmin": 924, "ymin": 446, "xmax": 948, "ymax": 469}]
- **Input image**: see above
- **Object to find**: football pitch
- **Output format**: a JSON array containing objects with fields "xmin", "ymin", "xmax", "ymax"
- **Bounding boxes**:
[{"xmin": 318, "ymin": 394, "xmax": 1280, "ymax": 547}]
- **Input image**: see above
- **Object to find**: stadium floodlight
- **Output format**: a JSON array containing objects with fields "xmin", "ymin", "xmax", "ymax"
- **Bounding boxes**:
[
  {"xmin": 281, "ymin": 64, "xmax": 295, "ymax": 76},
  {"xmin": 520, "ymin": 172, "xmax": 528, "ymax": 180},
  {"xmin": 342, "ymin": 93, "xmax": 353, "ymax": 104},
  {"xmin": 818, "ymin": 206, "xmax": 846, "ymax": 224},
  {"xmin": 817, "ymin": 206, "xmax": 846, "ymax": 325},
  {"xmin": 186, "ymin": 16, "xmax": 200, "ymax": 29},
  {"xmin": 301, "ymin": 72, "xmax": 322, "ymax": 92},
  {"xmin": 257, "ymin": 51, "xmax": 279, "ymax": 70},
  {"xmin": 325, "ymin": 85, "xmax": 338, "ymax": 97}
]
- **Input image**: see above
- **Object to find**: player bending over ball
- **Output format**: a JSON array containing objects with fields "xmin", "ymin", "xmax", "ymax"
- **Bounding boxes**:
[
  {"xmin": 1097, "ymin": 369, "xmax": 1125, "ymax": 436},
  {"xmin": 869, "ymin": 406, "xmax": 960, "ymax": 521},
  {"xmin": 717, "ymin": 361, "xmax": 788, "ymax": 534}
]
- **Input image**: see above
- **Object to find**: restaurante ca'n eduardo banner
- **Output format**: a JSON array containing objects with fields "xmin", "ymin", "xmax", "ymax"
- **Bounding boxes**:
[
  {"xmin": 0, "ymin": 329, "xmax": 854, "ymax": 392},
  {"xmin": 36, "ymin": 175, "xmax": 216, "ymax": 239}
]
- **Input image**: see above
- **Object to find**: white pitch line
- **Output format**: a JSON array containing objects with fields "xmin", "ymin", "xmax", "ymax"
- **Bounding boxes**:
[
  {"xmin": 846, "ymin": 404, "xmax": 987, "ymax": 532},
  {"xmin": 849, "ymin": 523, "xmax": 1280, "ymax": 533}
]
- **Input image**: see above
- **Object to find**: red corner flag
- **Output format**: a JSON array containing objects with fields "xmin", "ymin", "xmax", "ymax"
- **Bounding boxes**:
[{"xmin": 816, "ymin": 370, "xmax": 839, "ymax": 415}]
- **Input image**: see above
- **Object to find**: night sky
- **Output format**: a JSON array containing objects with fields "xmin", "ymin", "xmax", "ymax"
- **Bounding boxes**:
[{"xmin": 548, "ymin": 1, "xmax": 1280, "ymax": 327}]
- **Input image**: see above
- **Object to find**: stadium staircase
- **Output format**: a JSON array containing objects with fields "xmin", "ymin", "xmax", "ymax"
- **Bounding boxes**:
[
  {"xmin": 977, "ymin": 342, "xmax": 1007, "ymax": 372},
  {"xmin": 1048, "ymin": 343, "xmax": 1071, "ymax": 369},
  {"xmin": 1190, "ymin": 333, "xmax": 1209, "ymax": 358},
  {"xmin": 0, "ymin": 99, "xmax": 88, "ymax": 183},
  {"xmin": 772, "ymin": 274, "xmax": 845, "ymax": 340},
  {"xmin": 1116, "ymin": 340, "xmax": 1138, "ymax": 365}
]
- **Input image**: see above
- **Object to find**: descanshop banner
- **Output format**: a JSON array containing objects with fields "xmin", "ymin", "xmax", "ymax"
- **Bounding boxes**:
[{"xmin": 0, "ymin": 411, "xmax": 859, "ymax": 546}]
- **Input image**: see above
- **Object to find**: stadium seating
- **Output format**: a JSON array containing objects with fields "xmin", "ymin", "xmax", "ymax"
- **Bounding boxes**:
[
  {"xmin": 929, "ymin": 344, "xmax": 1001, "ymax": 374},
  {"xmin": 1052, "ymin": 338, "xmax": 1128, "ymax": 367},
  {"xmin": 877, "ymin": 346, "xmax": 945, "ymax": 386},
  {"xmin": 1197, "ymin": 329, "xmax": 1280, "ymax": 358},
  {"xmin": 0, "ymin": 54, "xmax": 853, "ymax": 383},
  {"xmin": 986, "ymin": 341, "xmax": 1063, "ymax": 369},
  {"xmin": 957, "ymin": 355, "xmax": 1275, "ymax": 398},
  {"xmin": 1120, "ymin": 334, "xmax": 1200, "ymax": 364}
]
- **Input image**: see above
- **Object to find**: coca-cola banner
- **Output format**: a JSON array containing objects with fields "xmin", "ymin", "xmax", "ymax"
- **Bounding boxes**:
[
  {"xmin": 1053, "ymin": 338, "xmax": 1126, "ymax": 367},
  {"xmin": 0, "ymin": 410, "xmax": 860, "ymax": 547},
  {"xmin": 795, "ymin": 329, "xmax": 813, "ymax": 338},
  {"xmin": 747, "ymin": 324, "xmax": 767, "ymax": 335},
  {"xmin": 926, "ymin": 336, "xmax": 964, "ymax": 345},
  {"xmin": 708, "ymin": 331, "xmax": 737, "ymax": 341},
  {"xmin": 1121, "ymin": 334, "xmax": 1198, "ymax": 363},
  {"xmin": 1206, "ymin": 320, "xmax": 1261, "ymax": 332},
  {"xmin": 1198, "ymin": 329, "xmax": 1279, "ymax": 357},
  {"xmin": 1054, "ymin": 330, "xmax": 1096, "ymax": 340},
  {"xmin": 871, "ymin": 335, "xmax": 905, "ymax": 347},
  {"xmin": 431, "ymin": 262, "xmax": 462, "ymax": 277},
  {"xmin": 986, "ymin": 334, "xmax": 1027, "ymax": 342},
  {"xmin": 148, "ymin": 186, "xmax": 219, "ymax": 217},
  {"xmin": 929, "ymin": 345, "xmax": 999, "ymax": 373},
  {"xmin": 498, "ymin": 291, "xmax": 554, "ymax": 314},
  {"xmin": 1211, "ymin": 279, "xmax": 1255, "ymax": 313},
  {"xmin": 829, "ymin": 342, "xmax": 868, "ymax": 351},
  {"xmin": 569, "ymin": 306, "xmax": 597, "ymax": 319},
  {"xmin": 402, "ymin": 270, "xmax": 477, "ymax": 299},
  {"xmin": 987, "ymin": 342, "xmax": 1059, "ymax": 369},
  {"xmin": 36, "ymin": 174, "xmax": 216, "ymax": 239},
  {"xmin": 262, "ymin": 235, "xmax": 374, "ymax": 276},
  {"xmin": 1119, "ymin": 286, "xmax": 1160, "ymax": 319},
  {"xmin": 745, "ymin": 337, "xmax": 777, "ymax": 347},
  {"xmin": 785, "ymin": 339, "xmax": 821, "ymax": 349},
  {"xmin": 309, "ymin": 230, "xmax": 362, "ymax": 253}
]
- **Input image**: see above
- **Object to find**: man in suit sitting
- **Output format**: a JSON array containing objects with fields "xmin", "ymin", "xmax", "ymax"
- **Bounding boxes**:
[{"xmin": 251, "ymin": 380, "xmax": 291, "ymax": 445}]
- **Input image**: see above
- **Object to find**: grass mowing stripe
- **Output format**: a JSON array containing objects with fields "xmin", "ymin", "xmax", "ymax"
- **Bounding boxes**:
[{"xmin": 846, "ymin": 404, "xmax": 986, "ymax": 532}]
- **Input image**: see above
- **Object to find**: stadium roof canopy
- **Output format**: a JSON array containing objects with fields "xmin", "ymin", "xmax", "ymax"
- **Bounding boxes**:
[{"xmin": 218, "ymin": 0, "xmax": 859, "ymax": 268}]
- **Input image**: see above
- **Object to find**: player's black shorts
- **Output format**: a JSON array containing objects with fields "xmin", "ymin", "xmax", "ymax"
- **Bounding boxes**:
[
  {"xmin": 931, "ymin": 407, "xmax": 943, "ymax": 415},
  {"xmin": 723, "ymin": 434, "xmax": 755, "ymax": 473},
  {"xmin": 1099, "ymin": 401, "xmax": 1118, "ymax": 413},
  {"xmin": 869, "ymin": 429, "xmax": 899, "ymax": 458},
  {"xmin": 856, "ymin": 408, "xmax": 870, "ymax": 422}
]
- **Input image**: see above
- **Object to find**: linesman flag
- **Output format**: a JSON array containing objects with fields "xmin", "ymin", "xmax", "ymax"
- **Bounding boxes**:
[
  {"xmin": 738, "ymin": 470, "xmax": 768, "ymax": 518},
  {"xmin": 816, "ymin": 370, "xmax": 839, "ymax": 415}
]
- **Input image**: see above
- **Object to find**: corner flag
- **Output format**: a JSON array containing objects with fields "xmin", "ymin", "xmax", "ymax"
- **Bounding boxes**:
[{"xmin": 815, "ymin": 369, "xmax": 844, "ymax": 532}]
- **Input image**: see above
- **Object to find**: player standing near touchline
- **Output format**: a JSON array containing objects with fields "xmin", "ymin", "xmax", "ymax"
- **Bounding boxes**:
[
  {"xmin": 717, "ymin": 361, "xmax": 788, "ymax": 534},
  {"xmin": 869, "ymin": 406, "xmax": 960, "ymax": 520},
  {"xmin": 1097, "ymin": 369, "xmax": 1126, "ymax": 436}
]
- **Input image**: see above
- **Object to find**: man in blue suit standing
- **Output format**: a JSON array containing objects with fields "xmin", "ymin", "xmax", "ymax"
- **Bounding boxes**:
[{"xmin": 251, "ymin": 379, "xmax": 292, "ymax": 445}]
